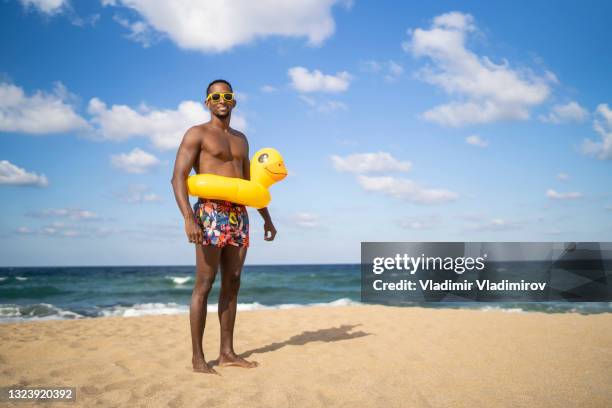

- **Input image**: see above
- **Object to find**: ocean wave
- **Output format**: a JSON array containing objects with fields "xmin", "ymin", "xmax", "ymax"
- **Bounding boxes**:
[
  {"xmin": 0, "ymin": 303, "xmax": 84, "ymax": 323},
  {"xmin": 101, "ymin": 298, "xmax": 363, "ymax": 317},
  {"xmin": 2, "ymin": 298, "xmax": 611, "ymax": 323},
  {"xmin": 100, "ymin": 302, "xmax": 189, "ymax": 317},
  {"xmin": 0, "ymin": 276, "xmax": 28, "ymax": 283},
  {"xmin": 479, "ymin": 306, "xmax": 525, "ymax": 313},
  {"xmin": 1, "ymin": 298, "xmax": 364, "ymax": 322},
  {"xmin": 0, "ymin": 285, "xmax": 70, "ymax": 299},
  {"xmin": 276, "ymin": 297, "xmax": 363, "ymax": 309},
  {"xmin": 165, "ymin": 275, "xmax": 192, "ymax": 285}
]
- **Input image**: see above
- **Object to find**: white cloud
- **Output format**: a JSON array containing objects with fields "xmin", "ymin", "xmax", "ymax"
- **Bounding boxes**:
[
  {"xmin": 360, "ymin": 60, "xmax": 404, "ymax": 82},
  {"xmin": 293, "ymin": 212, "xmax": 320, "ymax": 228},
  {"xmin": 316, "ymin": 100, "xmax": 348, "ymax": 114},
  {"xmin": 398, "ymin": 215, "xmax": 440, "ymax": 230},
  {"xmin": 1, "ymin": 80, "xmax": 249, "ymax": 149},
  {"xmin": 465, "ymin": 134, "xmax": 488, "ymax": 147},
  {"xmin": 15, "ymin": 226, "xmax": 34, "ymax": 234},
  {"xmin": 331, "ymin": 152, "xmax": 412, "ymax": 173},
  {"xmin": 260, "ymin": 85, "xmax": 278, "ymax": 93},
  {"xmin": 104, "ymin": 0, "xmax": 346, "ymax": 53},
  {"xmin": 540, "ymin": 101, "xmax": 588, "ymax": 124},
  {"xmin": 386, "ymin": 61, "xmax": 404, "ymax": 82},
  {"xmin": 357, "ymin": 175, "xmax": 458, "ymax": 204},
  {"xmin": 556, "ymin": 172, "xmax": 569, "ymax": 181},
  {"xmin": 298, "ymin": 95, "xmax": 347, "ymax": 113},
  {"xmin": 582, "ymin": 103, "xmax": 612, "ymax": 160},
  {"xmin": 335, "ymin": 138, "xmax": 359, "ymax": 147},
  {"xmin": 113, "ymin": 184, "xmax": 161, "ymax": 203},
  {"xmin": 277, "ymin": 211, "xmax": 329, "ymax": 230},
  {"xmin": 546, "ymin": 189, "xmax": 583, "ymax": 200},
  {"xmin": 21, "ymin": 221, "xmax": 117, "ymax": 238},
  {"xmin": 403, "ymin": 11, "xmax": 553, "ymax": 126},
  {"xmin": 466, "ymin": 218, "xmax": 522, "ymax": 231},
  {"xmin": 360, "ymin": 60, "xmax": 382, "ymax": 72},
  {"xmin": 113, "ymin": 15, "xmax": 157, "ymax": 47},
  {"xmin": 19, "ymin": 0, "xmax": 67, "ymax": 14},
  {"xmin": 87, "ymin": 97, "xmax": 247, "ymax": 150},
  {"xmin": 298, "ymin": 95, "xmax": 317, "ymax": 106},
  {"xmin": 0, "ymin": 160, "xmax": 48, "ymax": 187},
  {"xmin": 234, "ymin": 92, "xmax": 249, "ymax": 102},
  {"xmin": 110, "ymin": 148, "xmax": 161, "ymax": 173},
  {"xmin": 19, "ymin": 0, "xmax": 100, "ymax": 26},
  {"xmin": 0, "ymin": 82, "xmax": 89, "ymax": 134},
  {"xmin": 289, "ymin": 66, "xmax": 352, "ymax": 93},
  {"xmin": 26, "ymin": 208, "xmax": 99, "ymax": 220}
]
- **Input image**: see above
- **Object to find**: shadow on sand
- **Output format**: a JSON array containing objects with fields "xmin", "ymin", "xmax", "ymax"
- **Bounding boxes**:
[{"xmin": 208, "ymin": 324, "xmax": 371, "ymax": 366}]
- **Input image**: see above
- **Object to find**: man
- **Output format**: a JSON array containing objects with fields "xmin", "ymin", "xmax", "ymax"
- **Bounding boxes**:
[{"xmin": 171, "ymin": 79, "xmax": 277, "ymax": 374}]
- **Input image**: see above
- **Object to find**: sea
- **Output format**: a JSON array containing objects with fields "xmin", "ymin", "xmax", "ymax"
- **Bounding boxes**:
[{"xmin": 1, "ymin": 264, "xmax": 610, "ymax": 323}]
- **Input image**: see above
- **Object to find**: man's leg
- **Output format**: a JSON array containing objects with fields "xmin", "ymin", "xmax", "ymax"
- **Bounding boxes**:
[
  {"xmin": 191, "ymin": 244, "xmax": 221, "ymax": 374},
  {"xmin": 217, "ymin": 244, "xmax": 258, "ymax": 368}
]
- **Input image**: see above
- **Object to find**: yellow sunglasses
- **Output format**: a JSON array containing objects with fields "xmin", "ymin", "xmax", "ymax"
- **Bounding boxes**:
[{"xmin": 206, "ymin": 92, "xmax": 234, "ymax": 103}]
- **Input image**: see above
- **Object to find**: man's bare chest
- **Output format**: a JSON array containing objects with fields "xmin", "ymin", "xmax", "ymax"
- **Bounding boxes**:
[{"xmin": 201, "ymin": 132, "xmax": 247, "ymax": 162}]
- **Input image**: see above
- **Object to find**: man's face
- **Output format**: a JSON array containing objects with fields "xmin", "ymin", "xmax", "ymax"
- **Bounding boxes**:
[{"xmin": 206, "ymin": 82, "xmax": 235, "ymax": 118}]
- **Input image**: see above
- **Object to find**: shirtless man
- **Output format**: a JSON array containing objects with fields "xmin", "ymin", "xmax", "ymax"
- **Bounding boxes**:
[{"xmin": 171, "ymin": 79, "xmax": 277, "ymax": 374}]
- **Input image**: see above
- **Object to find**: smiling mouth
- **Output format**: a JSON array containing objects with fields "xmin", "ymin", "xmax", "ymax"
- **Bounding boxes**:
[{"xmin": 265, "ymin": 168, "xmax": 287, "ymax": 176}]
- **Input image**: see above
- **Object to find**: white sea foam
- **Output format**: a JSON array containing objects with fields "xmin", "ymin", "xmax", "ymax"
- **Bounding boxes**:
[
  {"xmin": 479, "ymin": 306, "xmax": 524, "ymax": 313},
  {"xmin": 230, "ymin": 297, "xmax": 362, "ymax": 311},
  {"xmin": 0, "ymin": 303, "xmax": 84, "ymax": 323},
  {"xmin": 2, "ymin": 299, "xmax": 610, "ymax": 323},
  {"xmin": 103, "ymin": 298, "xmax": 363, "ymax": 317},
  {"xmin": 0, "ymin": 277, "xmax": 7, "ymax": 282},
  {"xmin": 100, "ymin": 302, "xmax": 189, "ymax": 317},
  {"xmin": 478, "ymin": 302, "xmax": 612, "ymax": 314},
  {"xmin": 165, "ymin": 275, "xmax": 192, "ymax": 285},
  {"xmin": 15, "ymin": 276, "xmax": 28, "ymax": 281},
  {"xmin": 0, "ymin": 298, "xmax": 364, "ymax": 323}
]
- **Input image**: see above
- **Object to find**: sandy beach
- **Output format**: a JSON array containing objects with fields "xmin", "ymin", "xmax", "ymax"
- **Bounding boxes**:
[{"xmin": 1, "ymin": 305, "xmax": 611, "ymax": 407}]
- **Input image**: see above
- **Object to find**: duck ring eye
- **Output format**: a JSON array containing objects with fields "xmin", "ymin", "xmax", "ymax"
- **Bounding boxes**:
[{"xmin": 258, "ymin": 153, "xmax": 269, "ymax": 163}]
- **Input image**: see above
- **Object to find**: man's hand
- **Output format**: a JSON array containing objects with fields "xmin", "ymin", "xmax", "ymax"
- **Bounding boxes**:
[
  {"xmin": 257, "ymin": 207, "xmax": 276, "ymax": 242},
  {"xmin": 263, "ymin": 221, "xmax": 277, "ymax": 241},
  {"xmin": 185, "ymin": 217, "xmax": 203, "ymax": 244}
]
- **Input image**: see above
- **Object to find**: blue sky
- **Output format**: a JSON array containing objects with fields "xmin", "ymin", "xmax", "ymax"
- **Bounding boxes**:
[{"xmin": 1, "ymin": 0, "xmax": 611, "ymax": 266}]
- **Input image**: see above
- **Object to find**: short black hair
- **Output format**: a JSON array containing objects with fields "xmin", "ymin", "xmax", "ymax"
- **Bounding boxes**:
[{"xmin": 206, "ymin": 79, "xmax": 233, "ymax": 96}]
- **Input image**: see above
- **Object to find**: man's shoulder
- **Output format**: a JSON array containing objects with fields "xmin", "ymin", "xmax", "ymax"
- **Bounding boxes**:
[
  {"xmin": 188, "ymin": 123, "xmax": 211, "ymax": 134},
  {"xmin": 180, "ymin": 125, "xmax": 210, "ymax": 150},
  {"xmin": 185, "ymin": 123, "xmax": 216, "ymax": 141},
  {"xmin": 230, "ymin": 128, "xmax": 248, "ymax": 142}
]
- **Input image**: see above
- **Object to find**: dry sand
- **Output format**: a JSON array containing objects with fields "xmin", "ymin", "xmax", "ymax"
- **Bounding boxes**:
[{"xmin": 1, "ymin": 305, "xmax": 611, "ymax": 407}]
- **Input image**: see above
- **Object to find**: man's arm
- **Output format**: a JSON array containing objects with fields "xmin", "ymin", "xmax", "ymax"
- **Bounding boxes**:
[
  {"xmin": 242, "ymin": 138, "xmax": 277, "ymax": 241},
  {"xmin": 171, "ymin": 127, "xmax": 203, "ymax": 243}
]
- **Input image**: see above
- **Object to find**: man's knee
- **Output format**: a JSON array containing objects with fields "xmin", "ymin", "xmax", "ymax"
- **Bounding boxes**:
[
  {"xmin": 221, "ymin": 271, "xmax": 241, "ymax": 291},
  {"xmin": 193, "ymin": 276, "xmax": 215, "ymax": 297}
]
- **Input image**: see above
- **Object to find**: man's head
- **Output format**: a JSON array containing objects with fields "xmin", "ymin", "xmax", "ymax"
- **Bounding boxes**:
[{"xmin": 205, "ymin": 79, "xmax": 235, "ymax": 119}]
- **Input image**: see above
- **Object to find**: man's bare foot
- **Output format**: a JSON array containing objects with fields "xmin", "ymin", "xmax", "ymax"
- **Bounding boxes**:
[
  {"xmin": 192, "ymin": 356, "xmax": 218, "ymax": 374},
  {"xmin": 218, "ymin": 352, "xmax": 259, "ymax": 368}
]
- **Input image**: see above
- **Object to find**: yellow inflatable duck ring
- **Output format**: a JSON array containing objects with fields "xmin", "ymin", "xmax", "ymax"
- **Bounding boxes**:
[{"xmin": 187, "ymin": 147, "xmax": 287, "ymax": 209}]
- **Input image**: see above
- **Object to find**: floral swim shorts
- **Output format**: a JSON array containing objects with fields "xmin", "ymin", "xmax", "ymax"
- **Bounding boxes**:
[{"xmin": 192, "ymin": 198, "xmax": 249, "ymax": 248}]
